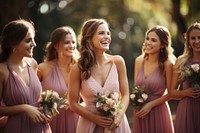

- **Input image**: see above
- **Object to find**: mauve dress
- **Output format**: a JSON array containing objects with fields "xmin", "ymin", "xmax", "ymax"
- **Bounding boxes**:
[
  {"xmin": 174, "ymin": 60, "xmax": 200, "ymax": 133},
  {"xmin": 133, "ymin": 62, "xmax": 174, "ymax": 133},
  {"xmin": 2, "ymin": 63, "xmax": 52, "ymax": 133},
  {"xmin": 41, "ymin": 63, "xmax": 78, "ymax": 133},
  {"xmin": 76, "ymin": 63, "xmax": 131, "ymax": 133}
]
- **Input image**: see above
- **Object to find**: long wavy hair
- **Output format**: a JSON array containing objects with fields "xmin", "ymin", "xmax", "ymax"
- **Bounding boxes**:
[
  {"xmin": 175, "ymin": 22, "xmax": 200, "ymax": 79},
  {"xmin": 0, "ymin": 19, "xmax": 35, "ymax": 62},
  {"xmin": 43, "ymin": 26, "xmax": 79, "ymax": 71},
  {"xmin": 78, "ymin": 18, "xmax": 109, "ymax": 79},
  {"xmin": 142, "ymin": 25, "xmax": 176, "ymax": 73}
]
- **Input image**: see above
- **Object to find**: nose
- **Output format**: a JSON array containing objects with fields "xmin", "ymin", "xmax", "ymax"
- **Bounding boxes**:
[
  {"xmin": 195, "ymin": 37, "xmax": 200, "ymax": 43},
  {"xmin": 32, "ymin": 40, "xmax": 36, "ymax": 47}
]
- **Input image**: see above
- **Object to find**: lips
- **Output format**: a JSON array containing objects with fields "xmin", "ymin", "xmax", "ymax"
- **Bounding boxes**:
[{"xmin": 193, "ymin": 43, "xmax": 200, "ymax": 48}]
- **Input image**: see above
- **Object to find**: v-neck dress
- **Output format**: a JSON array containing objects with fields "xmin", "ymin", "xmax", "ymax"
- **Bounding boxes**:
[
  {"xmin": 132, "ymin": 62, "xmax": 174, "ymax": 133},
  {"xmin": 76, "ymin": 63, "xmax": 131, "ymax": 133},
  {"xmin": 3, "ymin": 63, "xmax": 52, "ymax": 133},
  {"xmin": 41, "ymin": 63, "xmax": 78, "ymax": 133},
  {"xmin": 174, "ymin": 59, "xmax": 200, "ymax": 133}
]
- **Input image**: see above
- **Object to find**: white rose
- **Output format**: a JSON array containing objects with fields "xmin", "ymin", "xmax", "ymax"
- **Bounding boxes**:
[
  {"xmin": 137, "ymin": 98, "xmax": 144, "ymax": 103},
  {"xmin": 130, "ymin": 94, "xmax": 136, "ymax": 100},
  {"xmin": 141, "ymin": 93, "xmax": 148, "ymax": 100},
  {"xmin": 191, "ymin": 64, "xmax": 199, "ymax": 73}
]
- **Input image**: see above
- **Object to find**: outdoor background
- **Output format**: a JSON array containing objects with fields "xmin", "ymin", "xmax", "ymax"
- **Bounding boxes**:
[{"xmin": 0, "ymin": 0, "xmax": 200, "ymax": 129}]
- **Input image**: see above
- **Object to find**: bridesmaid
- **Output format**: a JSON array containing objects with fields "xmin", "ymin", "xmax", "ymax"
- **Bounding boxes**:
[
  {"xmin": 0, "ymin": 19, "xmax": 52, "ymax": 133},
  {"xmin": 170, "ymin": 22, "xmax": 200, "ymax": 133},
  {"xmin": 37, "ymin": 26, "xmax": 79, "ymax": 133},
  {"xmin": 68, "ymin": 18, "xmax": 131, "ymax": 133},
  {"xmin": 133, "ymin": 26, "xmax": 175, "ymax": 133}
]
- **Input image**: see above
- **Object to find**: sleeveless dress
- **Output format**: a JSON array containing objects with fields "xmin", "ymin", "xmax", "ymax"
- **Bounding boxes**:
[
  {"xmin": 41, "ymin": 63, "xmax": 78, "ymax": 133},
  {"xmin": 76, "ymin": 63, "xmax": 131, "ymax": 133},
  {"xmin": 2, "ymin": 63, "xmax": 52, "ymax": 133},
  {"xmin": 174, "ymin": 59, "xmax": 200, "ymax": 133},
  {"xmin": 132, "ymin": 62, "xmax": 174, "ymax": 133}
]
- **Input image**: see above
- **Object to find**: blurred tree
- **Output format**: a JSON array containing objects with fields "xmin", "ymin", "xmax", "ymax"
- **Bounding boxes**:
[{"xmin": 0, "ymin": 0, "xmax": 30, "ymax": 31}]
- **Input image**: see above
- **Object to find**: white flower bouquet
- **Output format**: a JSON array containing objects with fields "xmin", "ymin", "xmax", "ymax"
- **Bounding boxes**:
[
  {"xmin": 130, "ymin": 86, "xmax": 148, "ymax": 110},
  {"xmin": 181, "ymin": 63, "xmax": 200, "ymax": 88}
]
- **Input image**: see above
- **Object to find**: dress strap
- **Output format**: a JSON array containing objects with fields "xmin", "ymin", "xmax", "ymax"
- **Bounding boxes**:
[
  {"xmin": 6, "ymin": 59, "xmax": 30, "ymax": 71},
  {"xmin": 6, "ymin": 63, "xmax": 12, "ymax": 71}
]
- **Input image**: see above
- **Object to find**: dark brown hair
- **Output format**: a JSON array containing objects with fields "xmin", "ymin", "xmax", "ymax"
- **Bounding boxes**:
[{"xmin": 0, "ymin": 19, "xmax": 35, "ymax": 62}]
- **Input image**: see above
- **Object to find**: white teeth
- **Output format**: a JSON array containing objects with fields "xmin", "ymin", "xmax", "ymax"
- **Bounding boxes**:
[{"xmin": 195, "ymin": 43, "xmax": 200, "ymax": 47}]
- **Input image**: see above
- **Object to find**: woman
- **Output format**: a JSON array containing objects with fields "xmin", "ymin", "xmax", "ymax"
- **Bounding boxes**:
[
  {"xmin": 170, "ymin": 22, "xmax": 200, "ymax": 133},
  {"xmin": 68, "ymin": 18, "xmax": 131, "ymax": 133},
  {"xmin": 0, "ymin": 19, "xmax": 52, "ymax": 133},
  {"xmin": 37, "ymin": 26, "xmax": 79, "ymax": 133},
  {"xmin": 133, "ymin": 26, "xmax": 175, "ymax": 133}
]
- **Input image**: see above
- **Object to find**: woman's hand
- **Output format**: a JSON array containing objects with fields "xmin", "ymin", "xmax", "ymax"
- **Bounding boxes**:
[
  {"xmin": 183, "ymin": 88, "xmax": 200, "ymax": 98},
  {"xmin": 93, "ymin": 115, "xmax": 113, "ymax": 128},
  {"xmin": 23, "ymin": 104, "xmax": 50, "ymax": 123},
  {"xmin": 136, "ymin": 102, "xmax": 153, "ymax": 118},
  {"xmin": 109, "ymin": 112, "xmax": 124, "ymax": 130}
]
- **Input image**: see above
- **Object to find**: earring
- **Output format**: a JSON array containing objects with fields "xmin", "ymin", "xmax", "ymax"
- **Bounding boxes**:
[
  {"xmin": 188, "ymin": 45, "xmax": 191, "ymax": 49},
  {"xmin": 12, "ymin": 48, "xmax": 16, "ymax": 53},
  {"xmin": 160, "ymin": 48, "xmax": 163, "ymax": 52}
]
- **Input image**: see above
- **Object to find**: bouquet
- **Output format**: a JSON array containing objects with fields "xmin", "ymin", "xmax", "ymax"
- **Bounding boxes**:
[
  {"xmin": 130, "ymin": 85, "xmax": 148, "ymax": 110},
  {"xmin": 181, "ymin": 63, "xmax": 200, "ymax": 88},
  {"xmin": 39, "ymin": 90, "xmax": 67, "ymax": 117},
  {"xmin": 95, "ymin": 92, "xmax": 122, "ymax": 133}
]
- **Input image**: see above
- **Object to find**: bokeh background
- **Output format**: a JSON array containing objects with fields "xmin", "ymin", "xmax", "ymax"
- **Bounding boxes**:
[{"xmin": 0, "ymin": 0, "xmax": 200, "ymax": 129}]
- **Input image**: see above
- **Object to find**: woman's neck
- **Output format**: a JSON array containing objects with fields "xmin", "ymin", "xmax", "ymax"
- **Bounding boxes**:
[
  {"xmin": 95, "ymin": 53, "xmax": 108, "ymax": 66},
  {"xmin": 7, "ymin": 54, "xmax": 25, "ymax": 67},
  {"xmin": 192, "ymin": 51, "xmax": 200, "ymax": 62},
  {"xmin": 146, "ymin": 54, "xmax": 159, "ymax": 63},
  {"xmin": 56, "ymin": 56, "xmax": 71, "ymax": 68}
]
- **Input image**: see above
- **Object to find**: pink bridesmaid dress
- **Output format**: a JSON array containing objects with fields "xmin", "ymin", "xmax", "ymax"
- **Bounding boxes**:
[
  {"xmin": 174, "ymin": 60, "xmax": 200, "ymax": 133},
  {"xmin": 3, "ymin": 63, "xmax": 52, "ymax": 133},
  {"xmin": 133, "ymin": 62, "xmax": 174, "ymax": 133},
  {"xmin": 77, "ymin": 63, "xmax": 131, "ymax": 133},
  {"xmin": 41, "ymin": 63, "xmax": 78, "ymax": 133}
]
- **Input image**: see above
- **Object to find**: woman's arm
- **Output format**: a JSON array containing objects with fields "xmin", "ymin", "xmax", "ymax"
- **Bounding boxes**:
[
  {"xmin": 169, "ymin": 59, "xmax": 200, "ymax": 99},
  {"xmin": 68, "ymin": 64, "xmax": 113, "ymax": 128},
  {"xmin": 109, "ymin": 55, "xmax": 129, "ymax": 129},
  {"xmin": 0, "ymin": 63, "xmax": 49, "ymax": 123}
]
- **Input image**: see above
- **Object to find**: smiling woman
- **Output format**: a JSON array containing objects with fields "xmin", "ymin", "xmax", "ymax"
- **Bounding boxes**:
[
  {"xmin": 132, "ymin": 25, "xmax": 176, "ymax": 133},
  {"xmin": 0, "ymin": 19, "xmax": 52, "ymax": 133},
  {"xmin": 170, "ymin": 22, "xmax": 200, "ymax": 133},
  {"xmin": 68, "ymin": 18, "xmax": 131, "ymax": 133},
  {"xmin": 37, "ymin": 26, "xmax": 79, "ymax": 133}
]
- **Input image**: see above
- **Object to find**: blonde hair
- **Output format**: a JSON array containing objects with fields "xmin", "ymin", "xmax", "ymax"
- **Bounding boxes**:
[{"xmin": 175, "ymin": 22, "xmax": 200, "ymax": 79}]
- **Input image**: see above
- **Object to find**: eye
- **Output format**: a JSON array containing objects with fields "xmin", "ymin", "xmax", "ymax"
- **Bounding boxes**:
[
  {"xmin": 191, "ymin": 36, "xmax": 195, "ymax": 40},
  {"xmin": 25, "ymin": 38, "xmax": 32, "ymax": 43},
  {"xmin": 64, "ymin": 41, "xmax": 70, "ymax": 45},
  {"xmin": 99, "ymin": 31, "xmax": 104, "ymax": 35},
  {"xmin": 151, "ymin": 38, "xmax": 157, "ymax": 42},
  {"xmin": 145, "ymin": 37, "xmax": 149, "ymax": 40}
]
